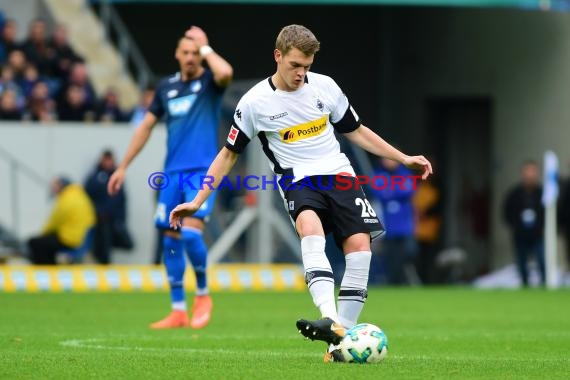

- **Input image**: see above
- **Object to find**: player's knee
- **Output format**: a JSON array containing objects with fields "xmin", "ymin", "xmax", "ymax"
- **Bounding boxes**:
[
  {"xmin": 342, "ymin": 233, "xmax": 371, "ymax": 253},
  {"xmin": 295, "ymin": 210, "xmax": 324, "ymax": 238},
  {"xmin": 163, "ymin": 235, "xmax": 182, "ymax": 257},
  {"xmin": 297, "ymin": 227, "xmax": 324, "ymax": 239}
]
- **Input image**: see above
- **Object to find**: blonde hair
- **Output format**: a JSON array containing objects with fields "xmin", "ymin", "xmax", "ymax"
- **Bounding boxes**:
[{"xmin": 275, "ymin": 24, "xmax": 320, "ymax": 56}]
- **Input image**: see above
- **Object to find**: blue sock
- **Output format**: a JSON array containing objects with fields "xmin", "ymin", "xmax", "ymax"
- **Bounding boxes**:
[
  {"xmin": 163, "ymin": 235, "xmax": 186, "ymax": 310},
  {"xmin": 181, "ymin": 227, "xmax": 208, "ymax": 295}
]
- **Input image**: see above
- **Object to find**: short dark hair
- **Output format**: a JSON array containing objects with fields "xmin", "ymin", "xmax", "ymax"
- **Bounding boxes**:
[
  {"xmin": 56, "ymin": 176, "xmax": 72, "ymax": 188},
  {"xmin": 522, "ymin": 160, "xmax": 538, "ymax": 168}
]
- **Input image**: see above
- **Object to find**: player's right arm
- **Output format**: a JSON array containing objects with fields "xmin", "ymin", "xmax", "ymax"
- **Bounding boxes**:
[
  {"xmin": 107, "ymin": 112, "xmax": 158, "ymax": 195},
  {"xmin": 169, "ymin": 147, "xmax": 239, "ymax": 228},
  {"xmin": 185, "ymin": 26, "xmax": 233, "ymax": 88}
]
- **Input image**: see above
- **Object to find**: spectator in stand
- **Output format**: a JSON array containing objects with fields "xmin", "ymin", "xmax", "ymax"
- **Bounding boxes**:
[
  {"xmin": 0, "ymin": 88, "xmax": 22, "ymax": 120},
  {"xmin": 20, "ymin": 18, "xmax": 55, "ymax": 77},
  {"xmin": 49, "ymin": 24, "xmax": 82, "ymax": 81},
  {"xmin": 85, "ymin": 149, "xmax": 133, "ymax": 264},
  {"xmin": 0, "ymin": 64, "xmax": 25, "ymax": 110},
  {"xmin": 28, "ymin": 176, "xmax": 95, "ymax": 265},
  {"xmin": 1, "ymin": 19, "xmax": 20, "ymax": 60},
  {"xmin": 57, "ymin": 84, "xmax": 94, "ymax": 121},
  {"xmin": 412, "ymin": 176, "xmax": 442, "ymax": 284},
  {"xmin": 96, "ymin": 88, "xmax": 127, "ymax": 123},
  {"xmin": 27, "ymin": 80, "xmax": 56, "ymax": 122},
  {"xmin": 58, "ymin": 61, "xmax": 96, "ymax": 109},
  {"xmin": 0, "ymin": 12, "xmax": 5, "ymax": 63},
  {"xmin": 503, "ymin": 160, "xmax": 545, "ymax": 287},
  {"xmin": 7, "ymin": 49, "xmax": 26, "ymax": 82},
  {"xmin": 129, "ymin": 86, "xmax": 155, "ymax": 126},
  {"xmin": 558, "ymin": 165, "xmax": 570, "ymax": 274},
  {"xmin": 1, "ymin": 64, "xmax": 15, "ymax": 90},
  {"xmin": 19, "ymin": 62, "xmax": 40, "ymax": 97}
]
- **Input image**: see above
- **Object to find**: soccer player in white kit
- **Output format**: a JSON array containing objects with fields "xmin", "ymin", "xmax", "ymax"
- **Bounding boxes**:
[{"xmin": 170, "ymin": 24, "xmax": 432, "ymax": 362}]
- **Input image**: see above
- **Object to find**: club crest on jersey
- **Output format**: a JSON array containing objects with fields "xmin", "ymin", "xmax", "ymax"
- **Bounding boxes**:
[
  {"xmin": 167, "ymin": 94, "xmax": 197, "ymax": 116},
  {"xmin": 280, "ymin": 116, "xmax": 327, "ymax": 143},
  {"xmin": 167, "ymin": 89, "xmax": 178, "ymax": 98},
  {"xmin": 227, "ymin": 126, "xmax": 239, "ymax": 145},
  {"xmin": 316, "ymin": 98, "xmax": 324, "ymax": 112},
  {"xmin": 190, "ymin": 80, "xmax": 202, "ymax": 93}
]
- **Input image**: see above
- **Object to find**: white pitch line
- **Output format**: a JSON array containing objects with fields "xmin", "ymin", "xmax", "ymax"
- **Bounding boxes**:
[
  {"xmin": 59, "ymin": 338, "xmax": 320, "ymax": 358},
  {"xmin": 387, "ymin": 354, "xmax": 567, "ymax": 363},
  {"xmin": 59, "ymin": 339, "xmax": 565, "ymax": 364}
]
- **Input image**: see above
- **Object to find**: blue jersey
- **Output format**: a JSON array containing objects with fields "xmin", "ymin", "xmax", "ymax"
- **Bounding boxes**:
[
  {"xmin": 149, "ymin": 69, "xmax": 225, "ymax": 173},
  {"xmin": 371, "ymin": 165, "xmax": 416, "ymax": 238}
]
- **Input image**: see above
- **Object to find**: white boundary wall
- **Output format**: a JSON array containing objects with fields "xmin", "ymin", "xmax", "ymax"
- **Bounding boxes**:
[{"xmin": 0, "ymin": 122, "xmax": 166, "ymax": 263}]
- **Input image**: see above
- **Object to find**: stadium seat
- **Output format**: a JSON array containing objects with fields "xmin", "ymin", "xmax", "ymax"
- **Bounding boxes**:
[{"xmin": 59, "ymin": 228, "xmax": 95, "ymax": 264}]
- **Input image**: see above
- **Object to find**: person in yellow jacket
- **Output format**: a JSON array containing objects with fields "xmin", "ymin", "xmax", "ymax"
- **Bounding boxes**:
[{"xmin": 28, "ymin": 176, "xmax": 96, "ymax": 264}]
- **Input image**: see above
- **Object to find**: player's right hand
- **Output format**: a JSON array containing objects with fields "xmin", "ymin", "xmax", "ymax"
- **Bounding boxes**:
[
  {"xmin": 169, "ymin": 201, "xmax": 200, "ymax": 229},
  {"xmin": 107, "ymin": 167, "xmax": 126, "ymax": 196},
  {"xmin": 185, "ymin": 26, "xmax": 208, "ymax": 47}
]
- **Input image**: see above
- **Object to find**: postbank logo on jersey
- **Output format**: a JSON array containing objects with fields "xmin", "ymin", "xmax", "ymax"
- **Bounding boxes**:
[
  {"xmin": 280, "ymin": 115, "xmax": 327, "ymax": 143},
  {"xmin": 167, "ymin": 94, "xmax": 197, "ymax": 117}
]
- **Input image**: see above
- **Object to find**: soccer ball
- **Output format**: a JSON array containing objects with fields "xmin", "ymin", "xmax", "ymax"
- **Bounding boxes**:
[{"xmin": 339, "ymin": 323, "xmax": 388, "ymax": 364}]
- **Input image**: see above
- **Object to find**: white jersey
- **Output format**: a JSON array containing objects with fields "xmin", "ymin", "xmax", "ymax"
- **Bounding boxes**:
[{"xmin": 225, "ymin": 72, "xmax": 361, "ymax": 184}]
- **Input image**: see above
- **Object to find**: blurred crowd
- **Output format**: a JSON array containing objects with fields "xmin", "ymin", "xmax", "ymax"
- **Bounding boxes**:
[{"xmin": 0, "ymin": 14, "xmax": 147, "ymax": 123}]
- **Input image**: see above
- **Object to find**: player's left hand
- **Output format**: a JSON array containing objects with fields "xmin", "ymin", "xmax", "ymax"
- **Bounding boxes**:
[
  {"xmin": 185, "ymin": 26, "xmax": 208, "ymax": 47},
  {"xmin": 403, "ymin": 155, "xmax": 433, "ymax": 179},
  {"xmin": 169, "ymin": 201, "xmax": 201, "ymax": 229}
]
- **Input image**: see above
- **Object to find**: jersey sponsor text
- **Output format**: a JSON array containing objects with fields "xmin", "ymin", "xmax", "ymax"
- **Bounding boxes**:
[{"xmin": 280, "ymin": 116, "xmax": 327, "ymax": 143}]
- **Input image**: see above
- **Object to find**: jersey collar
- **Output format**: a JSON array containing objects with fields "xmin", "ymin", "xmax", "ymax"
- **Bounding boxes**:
[{"xmin": 268, "ymin": 75, "xmax": 309, "ymax": 91}]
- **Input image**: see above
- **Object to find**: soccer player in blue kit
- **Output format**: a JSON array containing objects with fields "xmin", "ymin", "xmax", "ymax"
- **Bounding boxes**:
[{"xmin": 108, "ymin": 26, "xmax": 233, "ymax": 329}]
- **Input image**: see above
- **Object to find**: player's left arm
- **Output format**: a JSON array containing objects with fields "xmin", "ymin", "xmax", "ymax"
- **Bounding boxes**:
[
  {"xmin": 185, "ymin": 26, "xmax": 233, "ymax": 87},
  {"xmin": 326, "ymin": 75, "xmax": 432, "ymax": 179},
  {"xmin": 344, "ymin": 125, "xmax": 433, "ymax": 179}
]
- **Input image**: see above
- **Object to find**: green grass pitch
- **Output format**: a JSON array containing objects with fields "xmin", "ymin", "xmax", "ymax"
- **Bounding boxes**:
[{"xmin": 1, "ymin": 288, "xmax": 569, "ymax": 379}]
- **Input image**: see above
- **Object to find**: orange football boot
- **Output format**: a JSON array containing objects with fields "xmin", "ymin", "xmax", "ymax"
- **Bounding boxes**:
[
  {"xmin": 149, "ymin": 310, "xmax": 190, "ymax": 329},
  {"xmin": 190, "ymin": 295, "xmax": 213, "ymax": 329}
]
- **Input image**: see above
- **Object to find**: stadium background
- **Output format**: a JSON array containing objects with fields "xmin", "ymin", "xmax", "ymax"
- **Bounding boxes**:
[
  {"xmin": 2, "ymin": 0, "xmax": 570, "ymax": 281},
  {"xmin": 2, "ymin": 2, "xmax": 570, "ymax": 379}
]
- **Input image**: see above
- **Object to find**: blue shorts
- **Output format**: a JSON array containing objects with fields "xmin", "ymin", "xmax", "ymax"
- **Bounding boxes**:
[{"xmin": 154, "ymin": 169, "xmax": 217, "ymax": 229}]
